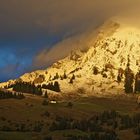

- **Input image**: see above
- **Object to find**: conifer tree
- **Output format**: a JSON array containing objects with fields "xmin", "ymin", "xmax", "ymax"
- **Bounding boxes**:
[
  {"xmin": 93, "ymin": 66, "xmax": 99, "ymax": 75},
  {"xmin": 134, "ymin": 70, "xmax": 140, "ymax": 93},
  {"xmin": 124, "ymin": 56, "xmax": 134, "ymax": 93},
  {"xmin": 54, "ymin": 81, "xmax": 60, "ymax": 92},
  {"xmin": 117, "ymin": 74, "xmax": 122, "ymax": 84},
  {"xmin": 44, "ymin": 91, "xmax": 48, "ymax": 98},
  {"xmin": 63, "ymin": 72, "xmax": 67, "ymax": 79},
  {"xmin": 53, "ymin": 73, "xmax": 59, "ymax": 80},
  {"xmin": 69, "ymin": 74, "xmax": 75, "ymax": 84},
  {"xmin": 72, "ymin": 74, "xmax": 75, "ymax": 80}
]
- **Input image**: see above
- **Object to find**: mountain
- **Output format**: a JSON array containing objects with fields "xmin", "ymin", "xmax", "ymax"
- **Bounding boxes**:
[{"xmin": 1, "ymin": 19, "xmax": 140, "ymax": 95}]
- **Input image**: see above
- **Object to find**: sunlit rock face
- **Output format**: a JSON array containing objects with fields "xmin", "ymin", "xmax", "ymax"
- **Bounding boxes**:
[
  {"xmin": 1, "ymin": 19, "xmax": 140, "ymax": 95},
  {"xmin": 82, "ymin": 21, "xmax": 140, "ymax": 74}
]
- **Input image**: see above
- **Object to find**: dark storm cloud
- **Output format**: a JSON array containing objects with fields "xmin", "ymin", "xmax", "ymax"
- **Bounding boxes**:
[
  {"xmin": 0, "ymin": 0, "xmax": 140, "ymax": 81},
  {"xmin": 32, "ymin": 0, "xmax": 140, "ymax": 68},
  {"xmin": 0, "ymin": 0, "xmax": 137, "ymax": 35}
]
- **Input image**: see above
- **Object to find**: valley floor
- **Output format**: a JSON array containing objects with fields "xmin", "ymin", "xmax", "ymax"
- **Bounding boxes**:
[{"xmin": 0, "ymin": 93, "xmax": 140, "ymax": 140}]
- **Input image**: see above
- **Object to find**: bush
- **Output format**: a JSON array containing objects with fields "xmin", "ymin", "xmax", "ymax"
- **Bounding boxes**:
[
  {"xmin": 42, "ymin": 100, "xmax": 49, "ymax": 106},
  {"xmin": 44, "ymin": 91, "xmax": 48, "ymax": 98},
  {"xmin": 67, "ymin": 102, "xmax": 73, "ymax": 108},
  {"xmin": 93, "ymin": 66, "xmax": 99, "ymax": 75},
  {"xmin": 43, "ymin": 111, "xmax": 50, "ymax": 117},
  {"xmin": 44, "ymin": 136, "xmax": 52, "ymax": 140}
]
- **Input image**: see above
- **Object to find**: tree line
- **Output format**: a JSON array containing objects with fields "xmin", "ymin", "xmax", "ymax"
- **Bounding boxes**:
[
  {"xmin": 123, "ymin": 57, "xmax": 140, "ymax": 94},
  {"xmin": 42, "ymin": 81, "xmax": 60, "ymax": 92},
  {"xmin": 12, "ymin": 82, "xmax": 43, "ymax": 95},
  {"xmin": 48, "ymin": 110, "xmax": 140, "ymax": 140},
  {"xmin": 0, "ymin": 90, "xmax": 25, "ymax": 99},
  {"xmin": 93, "ymin": 55, "xmax": 140, "ymax": 94}
]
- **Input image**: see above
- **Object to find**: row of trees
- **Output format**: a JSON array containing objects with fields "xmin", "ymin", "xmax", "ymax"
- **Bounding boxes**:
[
  {"xmin": 0, "ymin": 120, "xmax": 44, "ymax": 132},
  {"xmin": 67, "ymin": 132, "xmax": 117, "ymax": 140},
  {"xmin": 49, "ymin": 110, "xmax": 118, "ymax": 132},
  {"xmin": 124, "ymin": 57, "xmax": 140, "ymax": 93},
  {"xmin": 5, "ymin": 72, "xmax": 77, "ymax": 95},
  {"xmin": 50, "ymin": 72, "xmax": 67, "ymax": 81},
  {"xmin": 7, "ymin": 80, "xmax": 61, "ymax": 95},
  {"xmin": 0, "ymin": 90, "xmax": 25, "ymax": 99},
  {"xmin": 92, "ymin": 56, "xmax": 140, "ymax": 94},
  {"xmin": 48, "ymin": 110, "xmax": 140, "ymax": 140},
  {"xmin": 12, "ymin": 82, "xmax": 43, "ymax": 95},
  {"xmin": 49, "ymin": 110, "xmax": 140, "ymax": 131},
  {"xmin": 44, "ymin": 132, "xmax": 117, "ymax": 140},
  {"xmin": 42, "ymin": 81, "xmax": 60, "ymax": 92},
  {"xmin": 50, "ymin": 72, "xmax": 76, "ymax": 84}
]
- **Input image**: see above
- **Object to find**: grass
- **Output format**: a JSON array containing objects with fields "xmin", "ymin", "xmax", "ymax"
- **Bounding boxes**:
[
  {"xmin": 0, "ymin": 132, "xmax": 32, "ymax": 140},
  {"xmin": 0, "ymin": 94, "xmax": 139, "ymax": 140},
  {"xmin": 47, "ymin": 130, "xmax": 88, "ymax": 137}
]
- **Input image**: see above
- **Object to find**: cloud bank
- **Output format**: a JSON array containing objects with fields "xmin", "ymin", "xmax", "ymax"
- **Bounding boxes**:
[
  {"xmin": 0, "ymin": 0, "xmax": 140, "ymax": 80},
  {"xmin": 32, "ymin": 0, "xmax": 140, "ymax": 69}
]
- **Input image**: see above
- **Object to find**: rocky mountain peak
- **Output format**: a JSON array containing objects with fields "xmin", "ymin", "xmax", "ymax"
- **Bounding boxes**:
[{"xmin": 1, "ymin": 19, "xmax": 140, "ymax": 95}]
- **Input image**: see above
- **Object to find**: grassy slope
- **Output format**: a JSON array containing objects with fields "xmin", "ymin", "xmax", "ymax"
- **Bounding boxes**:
[{"xmin": 0, "ymin": 94, "xmax": 139, "ymax": 140}]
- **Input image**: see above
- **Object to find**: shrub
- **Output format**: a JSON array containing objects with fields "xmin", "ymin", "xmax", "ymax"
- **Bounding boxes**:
[
  {"xmin": 67, "ymin": 102, "xmax": 73, "ymax": 108},
  {"xmin": 42, "ymin": 100, "xmax": 49, "ymax": 106}
]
